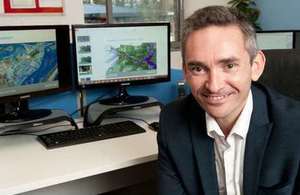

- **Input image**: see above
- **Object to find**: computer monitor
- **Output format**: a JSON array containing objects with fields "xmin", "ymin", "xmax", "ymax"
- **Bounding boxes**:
[
  {"xmin": 72, "ymin": 23, "xmax": 170, "ymax": 105},
  {"xmin": 0, "ymin": 25, "xmax": 72, "ymax": 123},
  {"xmin": 256, "ymin": 31, "xmax": 295, "ymax": 50}
]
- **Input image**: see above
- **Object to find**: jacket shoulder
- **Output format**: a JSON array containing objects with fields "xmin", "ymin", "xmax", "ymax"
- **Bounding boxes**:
[
  {"xmin": 263, "ymin": 84, "xmax": 300, "ymax": 119},
  {"xmin": 254, "ymin": 83, "xmax": 300, "ymax": 130},
  {"xmin": 160, "ymin": 95, "xmax": 196, "ymax": 121}
]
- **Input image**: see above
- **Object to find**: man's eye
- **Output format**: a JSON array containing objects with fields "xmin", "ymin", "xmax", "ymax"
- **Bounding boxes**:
[
  {"xmin": 188, "ymin": 65, "xmax": 204, "ymax": 72},
  {"xmin": 225, "ymin": 63, "xmax": 238, "ymax": 70},
  {"xmin": 192, "ymin": 66, "xmax": 202, "ymax": 72},
  {"xmin": 227, "ymin": 64, "xmax": 235, "ymax": 69}
]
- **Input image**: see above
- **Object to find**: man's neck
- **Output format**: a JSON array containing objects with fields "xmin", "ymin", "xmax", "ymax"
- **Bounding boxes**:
[
  {"xmin": 215, "ymin": 91, "xmax": 253, "ymax": 138},
  {"xmin": 216, "ymin": 117, "xmax": 240, "ymax": 137}
]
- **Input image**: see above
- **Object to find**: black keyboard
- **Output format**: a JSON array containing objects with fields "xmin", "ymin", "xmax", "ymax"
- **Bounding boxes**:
[{"xmin": 38, "ymin": 121, "xmax": 146, "ymax": 149}]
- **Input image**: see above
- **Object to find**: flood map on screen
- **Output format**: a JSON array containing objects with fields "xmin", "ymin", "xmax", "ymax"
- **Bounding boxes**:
[
  {"xmin": 105, "ymin": 42, "xmax": 157, "ymax": 78},
  {"xmin": 0, "ymin": 41, "xmax": 57, "ymax": 89}
]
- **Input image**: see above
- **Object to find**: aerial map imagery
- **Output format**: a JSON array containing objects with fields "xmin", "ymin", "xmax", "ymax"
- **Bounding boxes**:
[
  {"xmin": 0, "ymin": 41, "xmax": 58, "ymax": 88},
  {"xmin": 105, "ymin": 42, "xmax": 157, "ymax": 78}
]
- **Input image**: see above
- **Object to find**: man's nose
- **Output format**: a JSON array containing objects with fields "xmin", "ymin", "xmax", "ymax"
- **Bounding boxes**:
[{"xmin": 204, "ymin": 70, "xmax": 223, "ymax": 93}]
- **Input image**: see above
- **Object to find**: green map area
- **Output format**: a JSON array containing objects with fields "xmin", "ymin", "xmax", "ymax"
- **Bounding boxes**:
[{"xmin": 106, "ymin": 42, "xmax": 157, "ymax": 77}]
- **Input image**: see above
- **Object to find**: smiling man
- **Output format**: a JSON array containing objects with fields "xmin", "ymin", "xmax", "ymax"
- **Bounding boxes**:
[{"xmin": 157, "ymin": 6, "xmax": 300, "ymax": 195}]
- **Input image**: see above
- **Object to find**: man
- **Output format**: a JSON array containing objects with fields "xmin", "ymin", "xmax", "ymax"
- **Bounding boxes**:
[{"xmin": 157, "ymin": 5, "xmax": 300, "ymax": 195}]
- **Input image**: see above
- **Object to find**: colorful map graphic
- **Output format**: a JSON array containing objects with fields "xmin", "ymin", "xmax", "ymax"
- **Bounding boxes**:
[
  {"xmin": 105, "ymin": 42, "xmax": 157, "ymax": 77},
  {"xmin": 0, "ymin": 41, "xmax": 57, "ymax": 88}
]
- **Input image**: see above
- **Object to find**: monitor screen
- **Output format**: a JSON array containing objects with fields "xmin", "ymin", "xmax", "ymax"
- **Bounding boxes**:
[
  {"xmin": 0, "ymin": 25, "xmax": 72, "ymax": 122},
  {"xmin": 256, "ymin": 31, "xmax": 294, "ymax": 50},
  {"xmin": 0, "ymin": 25, "xmax": 71, "ymax": 100},
  {"xmin": 72, "ymin": 23, "xmax": 170, "ymax": 88}
]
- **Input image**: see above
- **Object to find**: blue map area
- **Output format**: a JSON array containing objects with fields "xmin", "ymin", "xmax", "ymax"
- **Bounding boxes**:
[{"xmin": 0, "ymin": 41, "xmax": 57, "ymax": 88}]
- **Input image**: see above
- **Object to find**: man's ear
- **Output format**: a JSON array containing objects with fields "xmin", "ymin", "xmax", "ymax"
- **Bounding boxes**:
[{"xmin": 251, "ymin": 50, "xmax": 266, "ymax": 81}]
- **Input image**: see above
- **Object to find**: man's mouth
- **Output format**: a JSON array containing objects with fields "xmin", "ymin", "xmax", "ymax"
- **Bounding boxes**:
[{"xmin": 202, "ymin": 93, "xmax": 234, "ymax": 104}]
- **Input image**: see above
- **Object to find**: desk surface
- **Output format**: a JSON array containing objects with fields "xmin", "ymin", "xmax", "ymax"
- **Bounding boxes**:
[{"xmin": 0, "ymin": 107, "xmax": 160, "ymax": 195}]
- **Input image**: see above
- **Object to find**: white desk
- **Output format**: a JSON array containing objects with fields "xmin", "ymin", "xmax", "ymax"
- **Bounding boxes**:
[{"xmin": 0, "ymin": 107, "xmax": 160, "ymax": 195}]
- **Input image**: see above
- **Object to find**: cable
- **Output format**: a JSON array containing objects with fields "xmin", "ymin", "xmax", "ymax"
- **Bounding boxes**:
[{"xmin": 70, "ymin": 90, "xmax": 114, "ymax": 117}]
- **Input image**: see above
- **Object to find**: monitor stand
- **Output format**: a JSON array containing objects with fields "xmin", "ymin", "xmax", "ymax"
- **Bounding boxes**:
[
  {"xmin": 0, "ymin": 100, "xmax": 51, "ymax": 123},
  {"xmin": 84, "ymin": 96, "xmax": 163, "ymax": 127},
  {"xmin": 98, "ymin": 86, "xmax": 149, "ymax": 106},
  {"xmin": 0, "ymin": 100, "xmax": 78, "ymax": 135}
]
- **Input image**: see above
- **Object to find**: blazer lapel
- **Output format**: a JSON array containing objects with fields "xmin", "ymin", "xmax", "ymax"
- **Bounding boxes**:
[
  {"xmin": 243, "ymin": 85, "xmax": 273, "ymax": 195},
  {"xmin": 189, "ymin": 98, "xmax": 219, "ymax": 195}
]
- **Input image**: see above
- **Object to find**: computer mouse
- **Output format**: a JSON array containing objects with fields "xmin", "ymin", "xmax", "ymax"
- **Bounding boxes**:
[{"xmin": 149, "ymin": 122, "xmax": 159, "ymax": 132}]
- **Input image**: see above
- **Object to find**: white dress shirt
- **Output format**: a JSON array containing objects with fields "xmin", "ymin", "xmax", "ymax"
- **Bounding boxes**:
[{"xmin": 206, "ymin": 91, "xmax": 253, "ymax": 195}]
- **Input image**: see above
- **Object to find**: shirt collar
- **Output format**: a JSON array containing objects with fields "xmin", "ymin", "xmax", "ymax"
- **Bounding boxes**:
[{"xmin": 206, "ymin": 90, "xmax": 253, "ymax": 139}]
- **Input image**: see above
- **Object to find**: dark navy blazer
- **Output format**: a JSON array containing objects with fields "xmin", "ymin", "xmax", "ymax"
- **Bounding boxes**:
[{"xmin": 158, "ymin": 83, "xmax": 300, "ymax": 195}]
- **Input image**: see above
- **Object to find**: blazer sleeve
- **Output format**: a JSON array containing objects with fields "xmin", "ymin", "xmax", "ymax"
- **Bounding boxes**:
[{"xmin": 157, "ymin": 131, "xmax": 187, "ymax": 195}]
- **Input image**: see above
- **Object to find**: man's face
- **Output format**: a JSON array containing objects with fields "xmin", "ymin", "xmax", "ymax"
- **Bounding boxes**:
[{"xmin": 184, "ymin": 25, "xmax": 265, "ymax": 125}]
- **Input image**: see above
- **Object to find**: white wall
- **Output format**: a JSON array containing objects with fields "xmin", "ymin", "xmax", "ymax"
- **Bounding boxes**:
[
  {"xmin": 172, "ymin": 0, "xmax": 229, "ymax": 70},
  {"xmin": 0, "ymin": 0, "xmax": 84, "ymax": 26}
]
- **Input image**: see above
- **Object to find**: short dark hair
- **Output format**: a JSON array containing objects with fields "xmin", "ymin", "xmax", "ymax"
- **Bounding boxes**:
[{"xmin": 182, "ymin": 6, "xmax": 257, "ymax": 65}]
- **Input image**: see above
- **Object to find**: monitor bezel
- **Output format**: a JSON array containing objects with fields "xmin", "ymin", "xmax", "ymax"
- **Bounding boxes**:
[
  {"xmin": 72, "ymin": 22, "xmax": 171, "ymax": 89},
  {"xmin": 0, "ymin": 25, "xmax": 72, "ymax": 103},
  {"xmin": 256, "ymin": 30, "xmax": 300, "ymax": 49}
]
